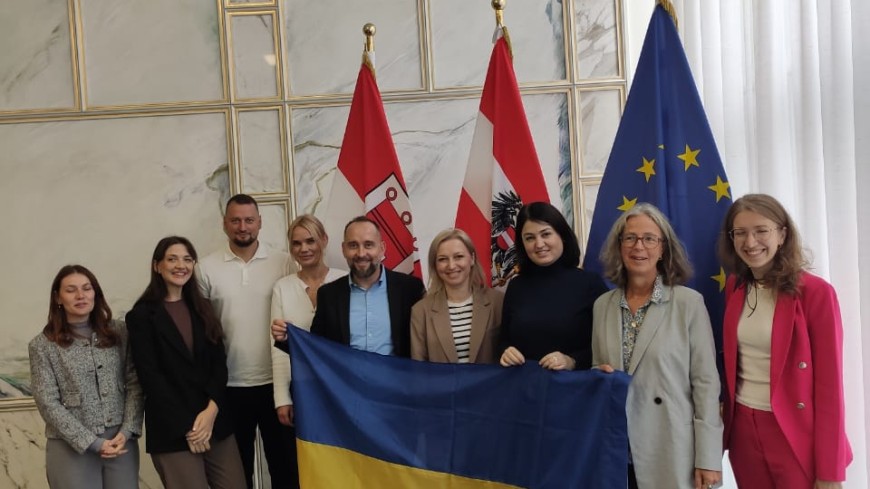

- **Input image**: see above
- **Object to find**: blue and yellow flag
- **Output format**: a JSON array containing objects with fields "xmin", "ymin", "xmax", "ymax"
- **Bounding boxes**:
[
  {"xmin": 288, "ymin": 327, "xmax": 630, "ymax": 488},
  {"xmin": 582, "ymin": 4, "xmax": 731, "ymax": 353}
]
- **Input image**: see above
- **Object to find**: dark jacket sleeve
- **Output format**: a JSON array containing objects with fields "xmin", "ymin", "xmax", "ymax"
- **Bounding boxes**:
[
  {"xmin": 309, "ymin": 284, "xmax": 332, "ymax": 341},
  {"xmin": 204, "ymin": 336, "xmax": 229, "ymax": 408}
]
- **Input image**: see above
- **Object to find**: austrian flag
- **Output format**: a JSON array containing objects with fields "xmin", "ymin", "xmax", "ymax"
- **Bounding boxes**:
[
  {"xmin": 323, "ymin": 52, "xmax": 421, "ymax": 277},
  {"xmin": 455, "ymin": 30, "xmax": 550, "ymax": 287}
]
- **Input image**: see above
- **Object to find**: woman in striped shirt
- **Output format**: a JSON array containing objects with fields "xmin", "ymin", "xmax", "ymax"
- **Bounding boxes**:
[{"xmin": 411, "ymin": 228, "xmax": 503, "ymax": 364}]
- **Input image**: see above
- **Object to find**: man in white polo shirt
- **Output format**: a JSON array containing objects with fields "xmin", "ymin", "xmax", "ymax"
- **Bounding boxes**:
[{"xmin": 197, "ymin": 194, "xmax": 297, "ymax": 489}]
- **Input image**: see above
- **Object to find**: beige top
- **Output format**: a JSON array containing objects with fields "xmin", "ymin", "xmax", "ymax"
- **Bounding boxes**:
[{"xmin": 736, "ymin": 283, "xmax": 777, "ymax": 411}]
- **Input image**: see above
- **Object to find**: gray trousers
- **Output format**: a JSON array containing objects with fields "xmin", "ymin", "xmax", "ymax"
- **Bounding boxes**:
[{"xmin": 45, "ymin": 437, "xmax": 140, "ymax": 489}]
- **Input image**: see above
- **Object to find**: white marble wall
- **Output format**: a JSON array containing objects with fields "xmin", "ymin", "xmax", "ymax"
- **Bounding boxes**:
[{"xmin": 0, "ymin": 0, "xmax": 623, "ymax": 486}]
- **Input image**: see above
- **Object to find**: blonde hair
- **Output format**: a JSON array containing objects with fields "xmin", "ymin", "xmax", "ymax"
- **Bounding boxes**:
[
  {"xmin": 426, "ymin": 228, "xmax": 486, "ymax": 296},
  {"xmin": 288, "ymin": 214, "xmax": 328, "ymax": 264}
]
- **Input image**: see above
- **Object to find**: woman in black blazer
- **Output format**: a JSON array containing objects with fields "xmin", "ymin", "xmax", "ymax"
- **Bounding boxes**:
[{"xmin": 126, "ymin": 236, "xmax": 245, "ymax": 488}]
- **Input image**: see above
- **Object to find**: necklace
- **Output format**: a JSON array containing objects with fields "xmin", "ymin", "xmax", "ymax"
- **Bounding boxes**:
[{"xmin": 745, "ymin": 282, "xmax": 758, "ymax": 318}]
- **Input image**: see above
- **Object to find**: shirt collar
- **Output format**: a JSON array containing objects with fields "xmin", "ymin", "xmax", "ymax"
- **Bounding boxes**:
[
  {"xmin": 347, "ymin": 264, "xmax": 387, "ymax": 290},
  {"xmin": 619, "ymin": 275, "xmax": 665, "ymax": 309},
  {"xmin": 222, "ymin": 241, "xmax": 267, "ymax": 262}
]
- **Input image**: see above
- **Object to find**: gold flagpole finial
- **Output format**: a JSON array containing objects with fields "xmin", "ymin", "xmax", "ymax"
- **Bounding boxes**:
[
  {"xmin": 363, "ymin": 23, "xmax": 376, "ymax": 53},
  {"xmin": 362, "ymin": 23, "xmax": 376, "ymax": 75},
  {"xmin": 491, "ymin": 0, "xmax": 513, "ymax": 59},
  {"xmin": 656, "ymin": 0, "xmax": 679, "ymax": 30},
  {"xmin": 492, "ymin": 0, "xmax": 506, "ymax": 28}
]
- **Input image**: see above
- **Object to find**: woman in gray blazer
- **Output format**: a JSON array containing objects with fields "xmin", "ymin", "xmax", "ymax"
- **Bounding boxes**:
[
  {"xmin": 591, "ymin": 204, "xmax": 722, "ymax": 489},
  {"xmin": 411, "ymin": 228, "xmax": 503, "ymax": 364},
  {"xmin": 29, "ymin": 265, "xmax": 143, "ymax": 489}
]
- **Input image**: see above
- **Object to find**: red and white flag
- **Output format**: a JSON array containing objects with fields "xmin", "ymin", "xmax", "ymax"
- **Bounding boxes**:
[
  {"xmin": 455, "ymin": 31, "xmax": 549, "ymax": 287},
  {"xmin": 322, "ymin": 53, "xmax": 421, "ymax": 277}
]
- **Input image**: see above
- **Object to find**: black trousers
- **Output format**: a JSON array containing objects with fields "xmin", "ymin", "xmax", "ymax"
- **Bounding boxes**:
[{"xmin": 227, "ymin": 384, "xmax": 298, "ymax": 489}]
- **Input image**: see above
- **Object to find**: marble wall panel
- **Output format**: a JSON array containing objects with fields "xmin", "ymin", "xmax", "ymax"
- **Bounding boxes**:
[
  {"xmin": 79, "ymin": 0, "xmax": 224, "ymax": 107},
  {"xmin": 259, "ymin": 201, "xmax": 292, "ymax": 252},
  {"xmin": 0, "ymin": 409, "xmax": 45, "ymax": 488},
  {"xmin": 291, "ymin": 93, "xmax": 570, "ymax": 281},
  {"xmin": 524, "ymin": 91, "xmax": 574, "ymax": 225},
  {"xmin": 578, "ymin": 88, "xmax": 622, "ymax": 175},
  {"xmin": 429, "ymin": 0, "xmax": 566, "ymax": 88},
  {"xmin": 238, "ymin": 108, "xmax": 286, "ymax": 194},
  {"xmin": 0, "ymin": 0, "xmax": 76, "ymax": 112},
  {"xmin": 575, "ymin": 0, "xmax": 620, "ymax": 79},
  {"xmin": 581, "ymin": 182, "xmax": 600, "ymax": 255},
  {"xmin": 0, "ymin": 407, "xmax": 161, "ymax": 488},
  {"xmin": 282, "ymin": 0, "xmax": 422, "ymax": 95},
  {"xmin": 229, "ymin": 13, "xmax": 281, "ymax": 100},
  {"xmin": 0, "ymin": 112, "xmax": 230, "ymax": 393}
]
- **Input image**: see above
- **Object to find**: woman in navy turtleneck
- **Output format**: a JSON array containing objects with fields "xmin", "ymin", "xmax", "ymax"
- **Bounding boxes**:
[{"xmin": 499, "ymin": 202, "xmax": 608, "ymax": 371}]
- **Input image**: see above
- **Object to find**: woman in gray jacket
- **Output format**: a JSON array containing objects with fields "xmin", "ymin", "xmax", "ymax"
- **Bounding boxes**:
[
  {"xmin": 591, "ymin": 204, "xmax": 722, "ymax": 489},
  {"xmin": 29, "ymin": 265, "xmax": 143, "ymax": 488}
]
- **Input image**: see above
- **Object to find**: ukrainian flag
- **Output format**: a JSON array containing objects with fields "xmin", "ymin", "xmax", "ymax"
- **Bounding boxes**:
[{"xmin": 288, "ymin": 327, "xmax": 630, "ymax": 489}]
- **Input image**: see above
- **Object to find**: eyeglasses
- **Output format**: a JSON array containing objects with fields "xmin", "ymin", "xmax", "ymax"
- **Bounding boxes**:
[
  {"xmin": 728, "ymin": 226, "xmax": 782, "ymax": 241},
  {"xmin": 620, "ymin": 234, "xmax": 664, "ymax": 248}
]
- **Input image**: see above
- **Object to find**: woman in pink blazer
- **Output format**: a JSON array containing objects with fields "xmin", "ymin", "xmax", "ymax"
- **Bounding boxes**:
[{"xmin": 718, "ymin": 194, "xmax": 851, "ymax": 489}]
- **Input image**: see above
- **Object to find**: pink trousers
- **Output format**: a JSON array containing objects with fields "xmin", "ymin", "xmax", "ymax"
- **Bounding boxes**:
[{"xmin": 729, "ymin": 403, "xmax": 814, "ymax": 489}]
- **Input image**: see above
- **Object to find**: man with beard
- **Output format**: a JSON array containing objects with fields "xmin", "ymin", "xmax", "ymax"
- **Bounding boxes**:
[
  {"xmin": 306, "ymin": 216, "xmax": 425, "ymax": 357},
  {"xmin": 197, "ymin": 194, "xmax": 298, "ymax": 489}
]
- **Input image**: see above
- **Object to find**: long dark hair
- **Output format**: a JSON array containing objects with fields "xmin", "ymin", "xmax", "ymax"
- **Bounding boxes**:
[
  {"xmin": 136, "ymin": 236, "xmax": 224, "ymax": 343},
  {"xmin": 515, "ymin": 202, "xmax": 581, "ymax": 272},
  {"xmin": 43, "ymin": 265, "xmax": 118, "ymax": 348}
]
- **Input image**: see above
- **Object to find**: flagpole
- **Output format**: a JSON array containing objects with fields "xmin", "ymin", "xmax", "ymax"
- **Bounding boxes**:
[
  {"xmin": 491, "ymin": 0, "xmax": 513, "ymax": 59},
  {"xmin": 362, "ymin": 23, "xmax": 376, "ymax": 76}
]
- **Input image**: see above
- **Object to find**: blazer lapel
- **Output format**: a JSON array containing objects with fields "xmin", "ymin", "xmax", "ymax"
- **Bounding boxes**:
[
  {"xmin": 627, "ymin": 286, "xmax": 669, "ymax": 375},
  {"xmin": 467, "ymin": 289, "xmax": 491, "ymax": 363},
  {"xmin": 601, "ymin": 291, "xmax": 625, "ymax": 371},
  {"xmin": 431, "ymin": 297, "xmax": 459, "ymax": 363},
  {"xmin": 337, "ymin": 283, "xmax": 352, "ymax": 345},
  {"xmin": 723, "ymin": 282, "xmax": 746, "ymax": 398},
  {"xmin": 769, "ymin": 292, "xmax": 796, "ymax": 397}
]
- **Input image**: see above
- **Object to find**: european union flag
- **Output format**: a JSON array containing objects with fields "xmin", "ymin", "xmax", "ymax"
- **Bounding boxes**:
[
  {"xmin": 582, "ymin": 4, "xmax": 731, "ymax": 355},
  {"xmin": 288, "ymin": 326, "xmax": 630, "ymax": 489}
]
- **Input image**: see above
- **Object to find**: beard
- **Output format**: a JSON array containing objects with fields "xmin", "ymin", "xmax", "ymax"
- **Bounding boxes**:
[
  {"xmin": 232, "ymin": 236, "xmax": 256, "ymax": 248},
  {"xmin": 350, "ymin": 260, "xmax": 379, "ymax": 280}
]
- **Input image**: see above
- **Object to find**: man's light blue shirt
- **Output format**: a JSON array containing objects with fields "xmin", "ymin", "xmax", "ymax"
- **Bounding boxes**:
[{"xmin": 348, "ymin": 266, "xmax": 393, "ymax": 355}]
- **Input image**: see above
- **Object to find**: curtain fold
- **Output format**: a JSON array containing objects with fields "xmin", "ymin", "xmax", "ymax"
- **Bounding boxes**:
[{"xmin": 660, "ymin": 1, "xmax": 867, "ymax": 487}]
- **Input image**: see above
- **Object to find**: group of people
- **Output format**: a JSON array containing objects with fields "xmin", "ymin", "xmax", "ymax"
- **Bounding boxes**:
[{"xmin": 28, "ymin": 192, "xmax": 850, "ymax": 489}]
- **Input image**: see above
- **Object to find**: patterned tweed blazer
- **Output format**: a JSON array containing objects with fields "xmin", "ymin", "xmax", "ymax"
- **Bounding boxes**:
[{"xmin": 29, "ymin": 320, "xmax": 144, "ymax": 454}]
